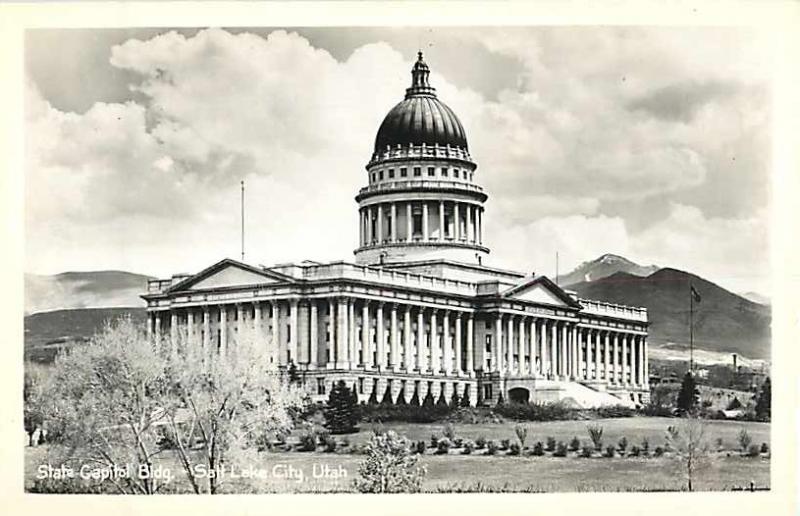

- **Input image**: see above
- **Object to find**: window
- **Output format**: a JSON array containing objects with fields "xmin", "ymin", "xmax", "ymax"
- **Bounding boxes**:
[
  {"xmin": 378, "ymin": 170, "xmax": 384, "ymax": 180},
  {"xmin": 413, "ymin": 167, "xmax": 421, "ymax": 177},
  {"xmin": 317, "ymin": 378, "xmax": 326, "ymax": 395},
  {"xmin": 428, "ymin": 167, "xmax": 435, "ymax": 176},
  {"xmin": 454, "ymin": 169, "xmax": 459, "ymax": 178},
  {"xmin": 485, "ymin": 334, "xmax": 492, "ymax": 352},
  {"xmin": 441, "ymin": 167, "xmax": 448, "ymax": 177},
  {"xmin": 358, "ymin": 377, "xmax": 365, "ymax": 394},
  {"xmin": 388, "ymin": 169, "xmax": 395, "ymax": 179},
  {"xmin": 484, "ymin": 384, "xmax": 493, "ymax": 400},
  {"xmin": 400, "ymin": 167, "xmax": 407, "ymax": 177}
]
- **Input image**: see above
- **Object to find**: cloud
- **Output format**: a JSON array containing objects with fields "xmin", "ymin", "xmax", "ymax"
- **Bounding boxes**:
[{"xmin": 628, "ymin": 80, "xmax": 741, "ymax": 122}]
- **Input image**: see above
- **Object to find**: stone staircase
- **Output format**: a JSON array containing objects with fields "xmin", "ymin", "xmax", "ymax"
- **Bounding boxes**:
[{"xmin": 527, "ymin": 379, "xmax": 635, "ymax": 409}]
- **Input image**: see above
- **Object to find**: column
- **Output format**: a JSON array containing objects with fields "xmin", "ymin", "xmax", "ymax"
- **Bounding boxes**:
[
  {"xmin": 539, "ymin": 320, "xmax": 548, "ymax": 377},
  {"xmin": 170, "ymin": 312, "xmax": 178, "ymax": 352},
  {"xmin": 376, "ymin": 204, "xmax": 384, "ymax": 244},
  {"xmin": 466, "ymin": 314, "xmax": 475, "ymax": 376},
  {"xmin": 366, "ymin": 207, "xmax": 373, "ymax": 245},
  {"xmin": 643, "ymin": 336, "xmax": 650, "ymax": 389},
  {"xmin": 550, "ymin": 321, "xmax": 558, "ymax": 378},
  {"xmin": 361, "ymin": 302, "xmax": 371, "ymax": 368},
  {"xmin": 202, "ymin": 308, "xmax": 210, "ymax": 361},
  {"xmin": 637, "ymin": 335, "xmax": 644, "ymax": 387},
  {"xmin": 443, "ymin": 310, "xmax": 452, "ymax": 374},
  {"xmin": 611, "ymin": 332, "xmax": 619, "ymax": 384},
  {"xmin": 454, "ymin": 202, "xmax": 460, "ymax": 241},
  {"xmin": 603, "ymin": 331, "xmax": 611, "ymax": 382},
  {"xmin": 477, "ymin": 208, "xmax": 482, "ymax": 245},
  {"xmin": 494, "ymin": 313, "xmax": 503, "ymax": 373},
  {"xmin": 390, "ymin": 304, "xmax": 399, "ymax": 371},
  {"xmin": 219, "ymin": 307, "xmax": 227, "ymax": 356},
  {"xmin": 390, "ymin": 203, "xmax": 397, "ymax": 242},
  {"xmin": 529, "ymin": 318, "xmax": 538, "ymax": 376},
  {"xmin": 518, "ymin": 316, "xmax": 526, "ymax": 374},
  {"xmin": 376, "ymin": 302, "xmax": 385, "ymax": 369},
  {"xmin": 439, "ymin": 200, "xmax": 445, "ymax": 240},
  {"xmin": 406, "ymin": 202, "xmax": 413, "ymax": 242},
  {"xmin": 506, "ymin": 315, "xmax": 514, "ymax": 373},
  {"xmin": 454, "ymin": 313, "xmax": 462, "ymax": 375},
  {"xmin": 359, "ymin": 208, "xmax": 364, "ymax": 246},
  {"xmin": 621, "ymin": 333, "xmax": 629, "ymax": 386},
  {"xmin": 270, "ymin": 302, "xmax": 278, "ymax": 365},
  {"xmin": 309, "ymin": 301, "xmax": 318, "ymax": 368},
  {"xmin": 466, "ymin": 204, "xmax": 473, "ymax": 243},
  {"xmin": 571, "ymin": 325, "xmax": 578, "ymax": 379},
  {"xmin": 422, "ymin": 202, "xmax": 429, "ymax": 241},
  {"xmin": 337, "ymin": 298, "xmax": 348, "ymax": 368},
  {"xmin": 348, "ymin": 299, "xmax": 356, "ymax": 369},
  {"xmin": 560, "ymin": 322, "xmax": 568, "ymax": 379},
  {"xmin": 404, "ymin": 306, "xmax": 413, "ymax": 371},
  {"xmin": 430, "ymin": 310, "xmax": 439, "ymax": 374},
  {"xmin": 236, "ymin": 304, "xmax": 245, "ymax": 349},
  {"xmin": 416, "ymin": 308, "xmax": 425, "ymax": 371}
]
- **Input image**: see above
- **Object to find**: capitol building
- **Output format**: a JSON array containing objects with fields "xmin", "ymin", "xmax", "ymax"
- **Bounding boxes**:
[{"xmin": 143, "ymin": 53, "xmax": 650, "ymax": 407}]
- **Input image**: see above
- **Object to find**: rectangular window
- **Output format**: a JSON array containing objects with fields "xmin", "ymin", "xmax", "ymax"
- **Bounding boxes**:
[
  {"xmin": 358, "ymin": 377, "xmax": 365, "ymax": 394},
  {"xmin": 428, "ymin": 167, "xmax": 435, "ymax": 176},
  {"xmin": 413, "ymin": 167, "xmax": 421, "ymax": 177},
  {"xmin": 485, "ymin": 334, "xmax": 492, "ymax": 352},
  {"xmin": 388, "ymin": 169, "xmax": 395, "ymax": 178},
  {"xmin": 317, "ymin": 378, "xmax": 326, "ymax": 395},
  {"xmin": 453, "ymin": 169, "xmax": 459, "ymax": 178},
  {"xmin": 441, "ymin": 167, "xmax": 448, "ymax": 177},
  {"xmin": 400, "ymin": 167, "xmax": 407, "ymax": 177},
  {"xmin": 378, "ymin": 170, "xmax": 384, "ymax": 180}
]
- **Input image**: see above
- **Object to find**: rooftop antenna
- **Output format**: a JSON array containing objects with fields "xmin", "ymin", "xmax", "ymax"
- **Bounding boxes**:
[{"xmin": 240, "ymin": 180, "xmax": 245, "ymax": 262}]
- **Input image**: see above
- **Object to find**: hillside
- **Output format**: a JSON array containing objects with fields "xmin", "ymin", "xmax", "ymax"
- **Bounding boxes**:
[
  {"xmin": 25, "ymin": 270, "xmax": 152, "ymax": 314},
  {"xmin": 567, "ymin": 268, "xmax": 771, "ymax": 360},
  {"xmin": 24, "ymin": 307, "xmax": 147, "ymax": 363},
  {"xmin": 556, "ymin": 253, "xmax": 659, "ymax": 286}
]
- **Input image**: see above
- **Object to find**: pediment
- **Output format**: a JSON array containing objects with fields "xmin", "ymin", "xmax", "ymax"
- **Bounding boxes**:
[
  {"xmin": 168, "ymin": 259, "xmax": 293, "ymax": 292},
  {"xmin": 502, "ymin": 276, "xmax": 581, "ymax": 308}
]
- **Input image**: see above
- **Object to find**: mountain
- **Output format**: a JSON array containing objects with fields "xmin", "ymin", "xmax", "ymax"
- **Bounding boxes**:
[
  {"xmin": 567, "ymin": 268, "xmax": 771, "ymax": 360},
  {"xmin": 24, "ymin": 307, "xmax": 147, "ymax": 363},
  {"xmin": 556, "ymin": 253, "xmax": 659, "ymax": 286},
  {"xmin": 740, "ymin": 291, "xmax": 770, "ymax": 305},
  {"xmin": 25, "ymin": 270, "xmax": 153, "ymax": 315}
]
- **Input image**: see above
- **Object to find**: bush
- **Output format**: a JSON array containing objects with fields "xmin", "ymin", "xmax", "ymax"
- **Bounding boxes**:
[
  {"xmin": 629, "ymin": 445, "xmax": 641, "ymax": 457},
  {"xmin": 443, "ymin": 422, "xmax": 456, "ymax": 441},
  {"xmin": 430, "ymin": 434, "xmax": 439, "ymax": 448},
  {"xmin": 508, "ymin": 443, "xmax": 522, "ymax": 456},
  {"xmin": 641, "ymin": 437, "xmax": 650, "ymax": 455},
  {"xmin": 514, "ymin": 424, "xmax": 528, "ymax": 448},
  {"xmin": 746, "ymin": 444, "xmax": 761, "ymax": 457},
  {"xmin": 617, "ymin": 436, "xmax": 628, "ymax": 453},
  {"xmin": 354, "ymin": 431, "xmax": 427, "ymax": 493},
  {"xmin": 360, "ymin": 403, "xmax": 452, "ymax": 424},
  {"xmin": 654, "ymin": 446, "xmax": 665, "ymax": 457},
  {"xmin": 594, "ymin": 405, "xmax": 636, "ymax": 418},
  {"xmin": 760, "ymin": 442, "xmax": 769, "ymax": 454},
  {"xmin": 580, "ymin": 445, "xmax": 593, "ymax": 458},
  {"xmin": 553, "ymin": 442, "xmax": 568, "ymax": 457},
  {"xmin": 738, "ymin": 429, "xmax": 753, "ymax": 452},
  {"xmin": 323, "ymin": 435, "xmax": 337, "ymax": 453},
  {"xmin": 475, "ymin": 436, "xmax": 487, "ymax": 449},
  {"xmin": 500, "ymin": 438, "xmax": 511, "ymax": 451},
  {"xmin": 569, "ymin": 436, "xmax": 581, "ymax": 452},
  {"xmin": 604, "ymin": 445, "xmax": 616, "ymax": 458},
  {"xmin": 462, "ymin": 439, "xmax": 475, "ymax": 455},
  {"xmin": 453, "ymin": 437, "xmax": 464, "ymax": 448},
  {"xmin": 341, "ymin": 437, "xmax": 350, "ymax": 448},
  {"xmin": 486, "ymin": 440, "xmax": 499, "ymax": 455},
  {"xmin": 545, "ymin": 436, "xmax": 557, "ymax": 452},
  {"xmin": 531, "ymin": 441, "xmax": 545, "ymax": 456},
  {"xmin": 298, "ymin": 432, "xmax": 317, "ymax": 452},
  {"xmin": 587, "ymin": 424, "xmax": 604, "ymax": 451},
  {"xmin": 415, "ymin": 440, "xmax": 426, "ymax": 455},
  {"xmin": 436, "ymin": 438, "xmax": 452, "ymax": 455},
  {"xmin": 324, "ymin": 380, "xmax": 360, "ymax": 434},
  {"xmin": 494, "ymin": 401, "xmax": 576, "ymax": 421}
]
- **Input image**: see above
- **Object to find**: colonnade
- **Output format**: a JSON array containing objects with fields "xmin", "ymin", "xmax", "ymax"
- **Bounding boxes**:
[{"xmin": 359, "ymin": 200, "xmax": 483, "ymax": 247}]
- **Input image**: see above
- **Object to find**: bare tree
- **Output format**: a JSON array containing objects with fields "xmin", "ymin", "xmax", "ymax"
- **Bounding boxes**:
[{"xmin": 665, "ymin": 415, "xmax": 711, "ymax": 492}]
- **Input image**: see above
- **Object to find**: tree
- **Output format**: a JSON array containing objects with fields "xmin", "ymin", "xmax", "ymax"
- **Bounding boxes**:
[
  {"xmin": 325, "ymin": 380, "xmax": 360, "ymax": 435},
  {"xmin": 459, "ymin": 388, "xmax": 471, "ymax": 408},
  {"xmin": 665, "ymin": 416, "xmax": 711, "ymax": 491},
  {"xmin": 354, "ymin": 431, "xmax": 427, "ymax": 493},
  {"xmin": 23, "ymin": 362, "xmax": 46, "ymax": 446},
  {"xmin": 755, "ymin": 377, "xmax": 771, "ymax": 421},
  {"xmin": 676, "ymin": 372, "xmax": 700, "ymax": 414}
]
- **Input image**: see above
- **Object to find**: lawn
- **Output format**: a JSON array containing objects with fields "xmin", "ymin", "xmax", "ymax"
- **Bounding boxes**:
[{"xmin": 24, "ymin": 417, "xmax": 770, "ymax": 493}]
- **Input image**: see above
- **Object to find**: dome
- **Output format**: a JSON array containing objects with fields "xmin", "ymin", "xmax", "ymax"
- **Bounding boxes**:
[{"xmin": 374, "ymin": 52, "xmax": 468, "ymax": 153}]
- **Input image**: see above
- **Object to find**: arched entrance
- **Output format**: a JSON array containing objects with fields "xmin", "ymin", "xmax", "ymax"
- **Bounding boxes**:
[{"xmin": 508, "ymin": 387, "xmax": 530, "ymax": 404}]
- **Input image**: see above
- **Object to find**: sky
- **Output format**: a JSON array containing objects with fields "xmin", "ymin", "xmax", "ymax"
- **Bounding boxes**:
[{"xmin": 24, "ymin": 26, "xmax": 772, "ymax": 296}]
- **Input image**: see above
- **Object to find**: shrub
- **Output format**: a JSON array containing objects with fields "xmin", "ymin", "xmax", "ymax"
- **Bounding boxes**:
[
  {"xmin": 587, "ymin": 424, "xmax": 604, "ymax": 451},
  {"xmin": 746, "ymin": 444, "xmax": 761, "ymax": 457},
  {"xmin": 531, "ymin": 441, "xmax": 544, "ymax": 456},
  {"xmin": 415, "ymin": 440, "xmax": 426, "ymax": 455},
  {"xmin": 594, "ymin": 405, "xmax": 636, "ymax": 418},
  {"xmin": 553, "ymin": 442, "xmax": 568, "ymax": 457},
  {"xmin": 443, "ymin": 422, "xmax": 456, "ymax": 441},
  {"xmin": 641, "ymin": 437, "xmax": 650, "ymax": 455},
  {"xmin": 453, "ymin": 437, "xmax": 464, "ymax": 448},
  {"xmin": 545, "ymin": 436, "xmax": 557, "ymax": 452},
  {"xmin": 629, "ymin": 445, "xmax": 641, "ymax": 457},
  {"xmin": 354, "ymin": 431, "xmax": 426, "ymax": 493},
  {"xmin": 738, "ymin": 429, "xmax": 753, "ymax": 452},
  {"xmin": 360, "ymin": 403, "xmax": 452, "ymax": 424},
  {"xmin": 760, "ymin": 442, "xmax": 769, "ymax": 454},
  {"xmin": 436, "ymin": 438, "xmax": 452, "ymax": 455},
  {"xmin": 494, "ymin": 401, "xmax": 576, "ymax": 421},
  {"xmin": 341, "ymin": 436, "xmax": 350, "ymax": 448},
  {"xmin": 298, "ymin": 432, "xmax": 317, "ymax": 452},
  {"xmin": 569, "ymin": 436, "xmax": 581, "ymax": 452},
  {"xmin": 462, "ymin": 439, "xmax": 475, "ymax": 455},
  {"xmin": 580, "ymin": 445, "xmax": 593, "ymax": 458},
  {"xmin": 430, "ymin": 434, "xmax": 439, "ymax": 448},
  {"xmin": 486, "ymin": 440, "xmax": 499, "ymax": 455},
  {"xmin": 654, "ymin": 446, "xmax": 665, "ymax": 457},
  {"xmin": 323, "ymin": 435, "xmax": 337, "ymax": 453},
  {"xmin": 617, "ymin": 436, "xmax": 628, "ymax": 453},
  {"xmin": 509, "ymin": 443, "xmax": 522, "ymax": 456},
  {"xmin": 604, "ymin": 445, "xmax": 616, "ymax": 458},
  {"xmin": 500, "ymin": 438, "xmax": 511, "ymax": 451},
  {"xmin": 515, "ymin": 424, "xmax": 528, "ymax": 448},
  {"xmin": 475, "ymin": 436, "xmax": 487, "ymax": 449}
]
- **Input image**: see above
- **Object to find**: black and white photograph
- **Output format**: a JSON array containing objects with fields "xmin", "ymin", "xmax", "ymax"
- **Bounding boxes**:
[{"xmin": 4, "ymin": 2, "xmax": 798, "ymax": 509}]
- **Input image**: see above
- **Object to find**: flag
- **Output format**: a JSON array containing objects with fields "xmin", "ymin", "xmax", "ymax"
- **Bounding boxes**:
[{"xmin": 691, "ymin": 285, "xmax": 701, "ymax": 303}]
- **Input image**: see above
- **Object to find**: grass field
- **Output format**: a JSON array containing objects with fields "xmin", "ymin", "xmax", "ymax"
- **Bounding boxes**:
[{"xmin": 25, "ymin": 417, "xmax": 770, "ymax": 493}]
